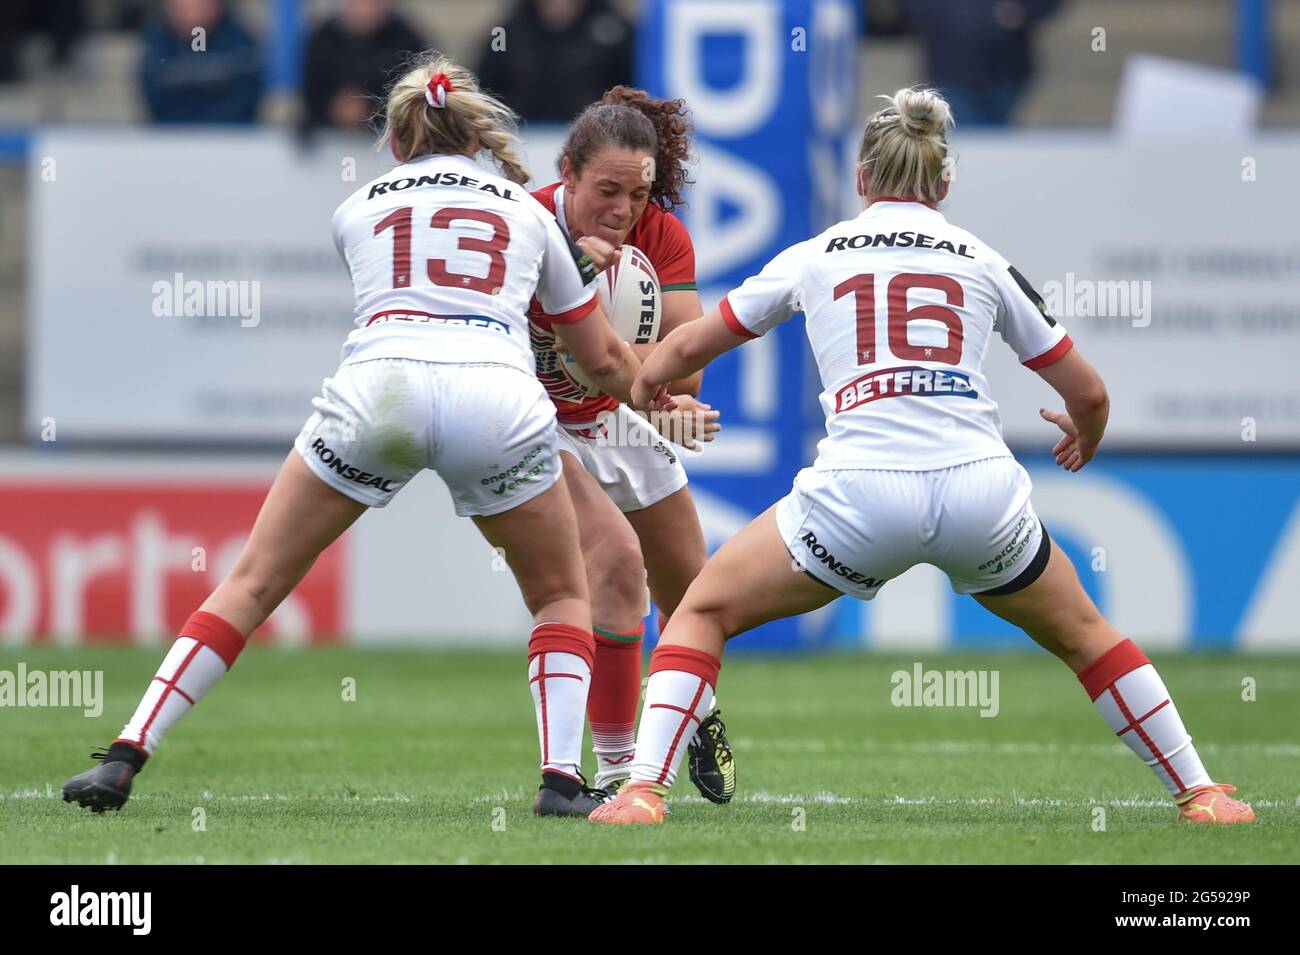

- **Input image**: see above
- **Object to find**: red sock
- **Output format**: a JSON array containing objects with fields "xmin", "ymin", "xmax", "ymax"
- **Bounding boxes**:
[{"xmin": 588, "ymin": 624, "xmax": 644, "ymax": 787}]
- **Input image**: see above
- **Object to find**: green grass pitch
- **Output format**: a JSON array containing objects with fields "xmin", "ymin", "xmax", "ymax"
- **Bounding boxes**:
[{"xmin": 2, "ymin": 646, "xmax": 1296, "ymax": 864}]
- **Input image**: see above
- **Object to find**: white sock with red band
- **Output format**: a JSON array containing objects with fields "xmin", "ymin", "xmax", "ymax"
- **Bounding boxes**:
[
  {"xmin": 527, "ymin": 622, "xmax": 595, "ymax": 782},
  {"xmin": 630, "ymin": 645, "xmax": 721, "ymax": 790},
  {"xmin": 118, "ymin": 611, "xmax": 247, "ymax": 756},
  {"xmin": 1077, "ymin": 638, "xmax": 1212, "ymax": 798}
]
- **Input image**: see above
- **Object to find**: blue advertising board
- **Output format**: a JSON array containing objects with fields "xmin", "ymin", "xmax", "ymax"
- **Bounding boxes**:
[
  {"xmin": 639, "ymin": 0, "xmax": 859, "ymax": 648},
  {"xmin": 821, "ymin": 455, "xmax": 1300, "ymax": 651}
]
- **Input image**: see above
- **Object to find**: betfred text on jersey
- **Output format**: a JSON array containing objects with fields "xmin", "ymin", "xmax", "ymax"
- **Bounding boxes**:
[
  {"xmin": 367, "ymin": 172, "xmax": 519, "ymax": 202},
  {"xmin": 835, "ymin": 365, "xmax": 977, "ymax": 412},
  {"xmin": 310, "ymin": 439, "xmax": 397, "ymax": 491},
  {"xmin": 825, "ymin": 231, "xmax": 975, "ymax": 258},
  {"xmin": 365, "ymin": 310, "xmax": 511, "ymax": 334}
]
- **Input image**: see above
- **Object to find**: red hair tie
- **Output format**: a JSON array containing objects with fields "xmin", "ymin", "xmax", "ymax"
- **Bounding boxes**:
[{"xmin": 425, "ymin": 72, "xmax": 455, "ymax": 109}]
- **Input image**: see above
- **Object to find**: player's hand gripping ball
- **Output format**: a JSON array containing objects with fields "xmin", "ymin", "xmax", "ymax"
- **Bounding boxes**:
[{"xmin": 560, "ymin": 245, "xmax": 662, "ymax": 396}]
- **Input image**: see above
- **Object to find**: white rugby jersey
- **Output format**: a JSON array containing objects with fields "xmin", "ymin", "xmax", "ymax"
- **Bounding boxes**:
[
  {"xmin": 331, "ymin": 153, "xmax": 597, "ymax": 373},
  {"xmin": 721, "ymin": 200, "xmax": 1072, "ymax": 470}
]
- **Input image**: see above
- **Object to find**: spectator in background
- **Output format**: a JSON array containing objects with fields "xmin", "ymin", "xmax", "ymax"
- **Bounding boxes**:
[
  {"xmin": 0, "ymin": 1, "xmax": 88, "ymax": 82},
  {"xmin": 303, "ymin": 0, "xmax": 427, "ymax": 131},
  {"xmin": 140, "ymin": 0, "xmax": 262, "ymax": 123},
  {"xmin": 477, "ymin": 0, "xmax": 633, "ymax": 123},
  {"xmin": 906, "ymin": 0, "xmax": 1063, "ymax": 126}
]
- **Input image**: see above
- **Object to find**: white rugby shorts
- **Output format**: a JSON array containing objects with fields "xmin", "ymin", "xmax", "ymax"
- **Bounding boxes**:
[
  {"xmin": 294, "ymin": 358, "xmax": 561, "ymax": 516},
  {"xmin": 555, "ymin": 404, "xmax": 688, "ymax": 512},
  {"xmin": 775, "ymin": 456, "xmax": 1050, "ymax": 600}
]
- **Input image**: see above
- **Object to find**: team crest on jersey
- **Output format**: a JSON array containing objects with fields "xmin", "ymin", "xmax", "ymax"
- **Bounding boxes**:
[{"xmin": 835, "ymin": 365, "xmax": 978, "ymax": 413}]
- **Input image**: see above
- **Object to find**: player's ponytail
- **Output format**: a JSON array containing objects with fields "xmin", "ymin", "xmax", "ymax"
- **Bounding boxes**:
[
  {"xmin": 857, "ymin": 86, "xmax": 954, "ymax": 205},
  {"xmin": 562, "ymin": 86, "xmax": 695, "ymax": 212},
  {"xmin": 379, "ymin": 53, "xmax": 530, "ymax": 185}
]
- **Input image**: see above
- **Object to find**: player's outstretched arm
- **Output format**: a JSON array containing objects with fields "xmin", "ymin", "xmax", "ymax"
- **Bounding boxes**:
[
  {"xmin": 1034, "ymin": 347, "xmax": 1110, "ymax": 471},
  {"xmin": 553, "ymin": 306, "xmax": 643, "ymax": 406},
  {"xmin": 629, "ymin": 289, "xmax": 706, "ymax": 397},
  {"xmin": 631, "ymin": 306, "xmax": 747, "ymax": 410}
]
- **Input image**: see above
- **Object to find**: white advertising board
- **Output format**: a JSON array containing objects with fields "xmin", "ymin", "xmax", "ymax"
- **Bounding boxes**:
[{"xmin": 28, "ymin": 130, "xmax": 1300, "ymax": 448}]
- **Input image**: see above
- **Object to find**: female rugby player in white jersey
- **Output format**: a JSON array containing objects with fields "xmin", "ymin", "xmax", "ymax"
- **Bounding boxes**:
[
  {"xmin": 62, "ymin": 56, "xmax": 645, "ymax": 817},
  {"xmin": 593, "ymin": 88, "xmax": 1255, "ymax": 826}
]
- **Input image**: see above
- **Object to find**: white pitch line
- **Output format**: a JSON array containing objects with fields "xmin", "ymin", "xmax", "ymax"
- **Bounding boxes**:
[
  {"xmin": 6, "ymin": 786, "xmax": 1292, "ymax": 811},
  {"xmin": 1, "ymin": 789, "xmax": 417, "ymax": 803},
  {"xmin": 679, "ymin": 792, "xmax": 1295, "ymax": 809},
  {"xmin": 731, "ymin": 738, "xmax": 1300, "ymax": 757}
]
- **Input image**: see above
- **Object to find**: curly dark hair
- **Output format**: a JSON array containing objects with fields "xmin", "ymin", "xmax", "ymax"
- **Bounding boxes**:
[{"xmin": 560, "ymin": 86, "xmax": 694, "ymax": 212}]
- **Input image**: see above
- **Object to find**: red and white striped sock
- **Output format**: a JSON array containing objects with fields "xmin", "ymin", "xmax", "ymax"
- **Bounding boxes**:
[
  {"xmin": 588, "ymin": 624, "xmax": 644, "ymax": 789},
  {"xmin": 117, "ymin": 611, "xmax": 247, "ymax": 756},
  {"xmin": 1077, "ymin": 638, "xmax": 1212, "ymax": 797},
  {"xmin": 629, "ymin": 645, "xmax": 720, "ymax": 790},
  {"xmin": 527, "ymin": 622, "xmax": 595, "ymax": 782}
]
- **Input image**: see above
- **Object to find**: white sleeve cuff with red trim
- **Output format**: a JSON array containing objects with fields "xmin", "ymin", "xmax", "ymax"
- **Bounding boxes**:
[
  {"xmin": 719, "ymin": 295, "xmax": 760, "ymax": 340},
  {"xmin": 540, "ymin": 289, "xmax": 599, "ymax": 325},
  {"xmin": 1023, "ymin": 334, "xmax": 1073, "ymax": 370}
]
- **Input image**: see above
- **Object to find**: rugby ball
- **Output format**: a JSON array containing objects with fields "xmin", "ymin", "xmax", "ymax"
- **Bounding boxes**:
[{"xmin": 561, "ymin": 244, "xmax": 662, "ymax": 396}]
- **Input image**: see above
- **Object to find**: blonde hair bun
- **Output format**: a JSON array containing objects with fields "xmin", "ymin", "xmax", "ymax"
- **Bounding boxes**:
[
  {"xmin": 857, "ymin": 86, "xmax": 954, "ymax": 204},
  {"xmin": 891, "ymin": 87, "xmax": 953, "ymax": 140}
]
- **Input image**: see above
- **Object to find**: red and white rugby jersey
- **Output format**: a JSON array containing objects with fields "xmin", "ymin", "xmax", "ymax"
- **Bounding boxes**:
[
  {"xmin": 528, "ymin": 182, "xmax": 697, "ymax": 424},
  {"xmin": 721, "ymin": 199, "xmax": 1072, "ymax": 471},
  {"xmin": 331, "ymin": 153, "xmax": 597, "ymax": 375}
]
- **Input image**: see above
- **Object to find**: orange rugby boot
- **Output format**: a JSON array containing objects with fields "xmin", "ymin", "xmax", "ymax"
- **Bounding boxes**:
[
  {"xmin": 1175, "ymin": 783, "xmax": 1255, "ymax": 824},
  {"xmin": 588, "ymin": 781, "xmax": 668, "ymax": 825}
]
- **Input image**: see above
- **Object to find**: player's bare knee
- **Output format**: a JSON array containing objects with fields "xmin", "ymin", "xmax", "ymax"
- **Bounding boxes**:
[
  {"xmin": 593, "ymin": 556, "xmax": 646, "ymax": 605},
  {"xmin": 586, "ymin": 537, "xmax": 647, "ymax": 612}
]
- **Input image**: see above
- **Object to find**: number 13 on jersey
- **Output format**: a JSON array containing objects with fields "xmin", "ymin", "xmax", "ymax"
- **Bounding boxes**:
[{"xmin": 374, "ymin": 206, "xmax": 511, "ymax": 294}]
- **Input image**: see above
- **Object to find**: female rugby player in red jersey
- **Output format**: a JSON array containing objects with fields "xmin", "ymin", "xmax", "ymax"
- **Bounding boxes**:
[
  {"xmin": 526, "ymin": 88, "xmax": 735, "ymax": 805},
  {"xmin": 593, "ymin": 87, "xmax": 1254, "ymax": 826},
  {"xmin": 61, "ymin": 56, "xmax": 646, "ymax": 817}
]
